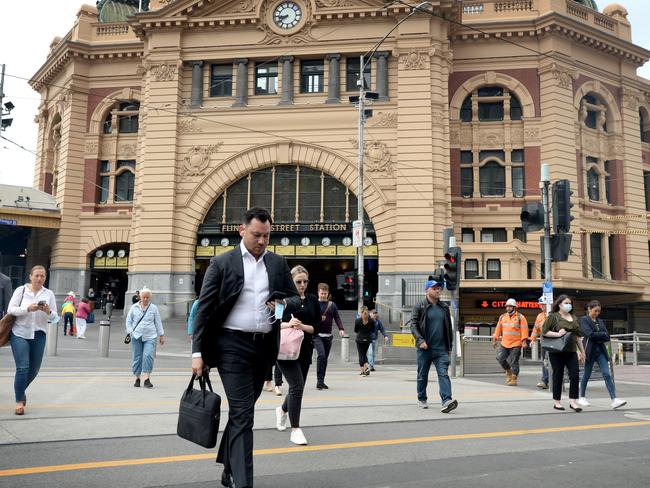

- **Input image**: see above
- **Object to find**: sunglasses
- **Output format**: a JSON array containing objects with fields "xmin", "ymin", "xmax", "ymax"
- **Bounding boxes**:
[{"xmin": 295, "ymin": 280, "xmax": 309, "ymax": 285}]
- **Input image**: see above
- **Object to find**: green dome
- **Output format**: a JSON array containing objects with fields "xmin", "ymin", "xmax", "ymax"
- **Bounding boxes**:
[
  {"xmin": 97, "ymin": 0, "xmax": 148, "ymax": 23},
  {"xmin": 575, "ymin": 0, "xmax": 598, "ymax": 10}
]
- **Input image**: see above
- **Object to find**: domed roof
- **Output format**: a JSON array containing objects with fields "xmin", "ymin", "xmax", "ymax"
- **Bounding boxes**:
[
  {"xmin": 603, "ymin": 3, "xmax": 628, "ymax": 17},
  {"xmin": 574, "ymin": 0, "xmax": 598, "ymax": 10},
  {"xmin": 97, "ymin": 0, "xmax": 148, "ymax": 23}
]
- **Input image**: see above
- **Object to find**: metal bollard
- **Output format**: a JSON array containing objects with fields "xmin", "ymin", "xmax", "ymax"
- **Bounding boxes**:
[
  {"xmin": 45, "ymin": 320, "xmax": 58, "ymax": 356},
  {"xmin": 98, "ymin": 320, "xmax": 111, "ymax": 357},
  {"xmin": 340, "ymin": 335, "xmax": 350, "ymax": 363},
  {"xmin": 531, "ymin": 340, "xmax": 539, "ymax": 361}
]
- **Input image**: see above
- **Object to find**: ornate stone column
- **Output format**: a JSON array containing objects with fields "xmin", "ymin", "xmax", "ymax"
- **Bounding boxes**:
[
  {"xmin": 325, "ymin": 54, "xmax": 341, "ymax": 104},
  {"xmin": 233, "ymin": 58, "xmax": 248, "ymax": 107},
  {"xmin": 279, "ymin": 56, "xmax": 294, "ymax": 106},
  {"xmin": 190, "ymin": 61, "xmax": 204, "ymax": 108},
  {"xmin": 374, "ymin": 51, "xmax": 389, "ymax": 101}
]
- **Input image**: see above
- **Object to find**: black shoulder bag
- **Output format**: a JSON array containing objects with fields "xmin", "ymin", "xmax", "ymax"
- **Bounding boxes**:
[
  {"xmin": 541, "ymin": 313, "xmax": 573, "ymax": 353},
  {"xmin": 177, "ymin": 371, "xmax": 221, "ymax": 448},
  {"xmin": 124, "ymin": 305, "xmax": 150, "ymax": 344}
]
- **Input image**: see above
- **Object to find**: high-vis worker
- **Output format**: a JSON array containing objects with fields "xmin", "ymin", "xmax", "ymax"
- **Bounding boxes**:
[{"xmin": 492, "ymin": 298, "xmax": 529, "ymax": 386}]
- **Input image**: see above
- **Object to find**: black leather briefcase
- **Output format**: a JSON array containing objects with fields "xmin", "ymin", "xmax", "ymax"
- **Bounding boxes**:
[{"xmin": 177, "ymin": 372, "xmax": 221, "ymax": 448}]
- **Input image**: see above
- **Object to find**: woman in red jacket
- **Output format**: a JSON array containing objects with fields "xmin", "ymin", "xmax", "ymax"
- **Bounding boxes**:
[{"xmin": 75, "ymin": 298, "xmax": 92, "ymax": 339}]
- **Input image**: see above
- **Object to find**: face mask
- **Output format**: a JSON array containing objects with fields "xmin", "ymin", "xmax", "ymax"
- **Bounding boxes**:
[{"xmin": 561, "ymin": 303, "xmax": 572, "ymax": 313}]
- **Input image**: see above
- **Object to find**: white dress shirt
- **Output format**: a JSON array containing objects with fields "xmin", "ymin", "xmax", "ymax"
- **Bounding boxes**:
[
  {"xmin": 223, "ymin": 241, "xmax": 271, "ymax": 333},
  {"xmin": 8, "ymin": 284, "xmax": 58, "ymax": 340}
]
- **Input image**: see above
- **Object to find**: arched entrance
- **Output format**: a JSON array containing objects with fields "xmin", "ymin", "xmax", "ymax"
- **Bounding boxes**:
[
  {"xmin": 195, "ymin": 165, "xmax": 378, "ymax": 309},
  {"xmin": 89, "ymin": 243, "xmax": 130, "ymax": 311}
]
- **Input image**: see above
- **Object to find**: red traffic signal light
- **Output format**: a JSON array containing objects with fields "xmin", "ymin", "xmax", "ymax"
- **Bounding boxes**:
[{"xmin": 443, "ymin": 247, "xmax": 462, "ymax": 291}]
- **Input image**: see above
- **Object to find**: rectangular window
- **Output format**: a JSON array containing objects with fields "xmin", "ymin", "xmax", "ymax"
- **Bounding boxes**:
[
  {"xmin": 461, "ymin": 228, "xmax": 475, "ymax": 243},
  {"xmin": 609, "ymin": 235, "xmax": 616, "ymax": 280},
  {"xmin": 274, "ymin": 166, "xmax": 297, "ymax": 222},
  {"xmin": 511, "ymin": 149, "xmax": 524, "ymax": 163},
  {"xmin": 460, "ymin": 97, "xmax": 472, "ymax": 122},
  {"xmin": 604, "ymin": 161, "xmax": 612, "ymax": 204},
  {"xmin": 210, "ymin": 64, "xmax": 233, "ymax": 97},
  {"xmin": 298, "ymin": 167, "xmax": 321, "ymax": 221},
  {"xmin": 100, "ymin": 160, "xmax": 111, "ymax": 173},
  {"xmin": 99, "ymin": 175, "xmax": 110, "ymax": 204},
  {"xmin": 527, "ymin": 260, "xmax": 535, "ymax": 280},
  {"xmin": 300, "ymin": 60, "xmax": 324, "ymax": 93},
  {"xmin": 645, "ymin": 172, "xmax": 650, "ymax": 211},
  {"xmin": 461, "ymin": 168, "xmax": 474, "ymax": 198},
  {"xmin": 255, "ymin": 63, "xmax": 278, "ymax": 95},
  {"xmin": 478, "ymin": 102, "xmax": 504, "ymax": 121},
  {"xmin": 250, "ymin": 168, "xmax": 272, "ymax": 210},
  {"xmin": 587, "ymin": 169, "xmax": 600, "ymax": 201},
  {"xmin": 464, "ymin": 259, "xmax": 479, "ymax": 279},
  {"xmin": 585, "ymin": 110, "xmax": 598, "ymax": 130},
  {"xmin": 513, "ymin": 228, "xmax": 527, "ymax": 243},
  {"xmin": 460, "ymin": 151, "xmax": 473, "ymax": 164},
  {"xmin": 478, "ymin": 87, "xmax": 503, "ymax": 97},
  {"xmin": 481, "ymin": 228, "xmax": 507, "ymax": 243},
  {"xmin": 486, "ymin": 259, "xmax": 501, "ymax": 279},
  {"xmin": 115, "ymin": 171, "xmax": 134, "ymax": 203},
  {"xmin": 590, "ymin": 233, "xmax": 603, "ymax": 279},
  {"xmin": 346, "ymin": 57, "xmax": 371, "ymax": 91},
  {"xmin": 512, "ymin": 167, "xmax": 525, "ymax": 198}
]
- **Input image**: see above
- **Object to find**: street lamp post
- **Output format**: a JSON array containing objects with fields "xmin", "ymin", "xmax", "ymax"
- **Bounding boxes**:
[{"xmin": 351, "ymin": 2, "xmax": 432, "ymax": 312}]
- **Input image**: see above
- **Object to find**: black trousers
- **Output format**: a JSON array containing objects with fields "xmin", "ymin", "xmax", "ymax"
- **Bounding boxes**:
[
  {"xmin": 264, "ymin": 362, "xmax": 283, "ymax": 386},
  {"xmin": 277, "ymin": 345, "xmax": 312, "ymax": 428},
  {"xmin": 548, "ymin": 351, "xmax": 579, "ymax": 401},
  {"xmin": 215, "ymin": 330, "xmax": 275, "ymax": 488},
  {"xmin": 314, "ymin": 335, "xmax": 333, "ymax": 385},
  {"xmin": 63, "ymin": 313, "xmax": 74, "ymax": 335},
  {"xmin": 356, "ymin": 341, "xmax": 370, "ymax": 367}
]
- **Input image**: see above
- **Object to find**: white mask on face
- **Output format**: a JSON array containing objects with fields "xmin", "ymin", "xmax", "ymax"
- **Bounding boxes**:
[{"xmin": 561, "ymin": 303, "xmax": 572, "ymax": 313}]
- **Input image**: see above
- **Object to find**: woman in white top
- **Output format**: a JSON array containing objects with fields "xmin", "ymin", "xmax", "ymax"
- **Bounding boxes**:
[
  {"xmin": 7, "ymin": 265, "xmax": 57, "ymax": 415},
  {"xmin": 125, "ymin": 287, "xmax": 165, "ymax": 388}
]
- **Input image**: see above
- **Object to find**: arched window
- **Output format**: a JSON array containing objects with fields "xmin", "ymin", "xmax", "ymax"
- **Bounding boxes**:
[
  {"xmin": 480, "ymin": 161, "xmax": 505, "ymax": 197},
  {"xmin": 103, "ymin": 112, "xmax": 112, "ymax": 134},
  {"xmin": 580, "ymin": 94, "xmax": 608, "ymax": 132},
  {"xmin": 203, "ymin": 165, "xmax": 364, "ymax": 225},
  {"xmin": 115, "ymin": 169, "xmax": 135, "ymax": 202},
  {"xmin": 117, "ymin": 102, "xmax": 140, "ymax": 133},
  {"xmin": 459, "ymin": 86, "xmax": 523, "ymax": 122}
]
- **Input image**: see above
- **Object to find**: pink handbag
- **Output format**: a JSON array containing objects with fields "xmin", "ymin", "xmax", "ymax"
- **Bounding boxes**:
[{"xmin": 278, "ymin": 327, "xmax": 304, "ymax": 360}]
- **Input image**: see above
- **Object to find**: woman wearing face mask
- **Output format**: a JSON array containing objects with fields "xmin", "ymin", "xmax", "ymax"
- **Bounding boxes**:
[
  {"xmin": 542, "ymin": 294, "xmax": 586, "ymax": 412},
  {"xmin": 578, "ymin": 300, "xmax": 626, "ymax": 410},
  {"xmin": 275, "ymin": 265, "xmax": 321, "ymax": 446}
]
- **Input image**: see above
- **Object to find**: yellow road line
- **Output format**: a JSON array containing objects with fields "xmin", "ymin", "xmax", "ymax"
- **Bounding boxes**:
[{"xmin": 1, "ymin": 420, "xmax": 649, "ymax": 477}]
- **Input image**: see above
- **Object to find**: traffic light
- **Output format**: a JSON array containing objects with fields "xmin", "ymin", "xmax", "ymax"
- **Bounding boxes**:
[
  {"xmin": 342, "ymin": 272, "xmax": 357, "ymax": 301},
  {"xmin": 552, "ymin": 179, "xmax": 574, "ymax": 234},
  {"xmin": 443, "ymin": 247, "xmax": 462, "ymax": 291},
  {"xmin": 520, "ymin": 202, "xmax": 545, "ymax": 233}
]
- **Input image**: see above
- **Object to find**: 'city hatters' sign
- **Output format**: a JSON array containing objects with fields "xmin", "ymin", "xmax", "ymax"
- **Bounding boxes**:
[
  {"xmin": 477, "ymin": 300, "xmax": 541, "ymax": 310},
  {"xmin": 220, "ymin": 223, "xmax": 350, "ymax": 232}
]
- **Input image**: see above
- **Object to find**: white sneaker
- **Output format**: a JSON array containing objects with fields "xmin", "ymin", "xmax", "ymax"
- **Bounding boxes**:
[
  {"xmin": 264, "ymin": 381, "xmax": 274, "ymax": 392},
  {"xmin": 611, "ymin": 398, "xmax": 627, "ymax": 409},
  {"xmin": 290, "ymin": 428, "xmax": 308, "ymax": 445},
  {"xmin": 274, "ymin": 385, "xmax": 282, "ymax": 396},
  {"xmin": 275, "ymin": 406, "xmax": 287, "ymax": 431},
  {"xmin": 577, "ymin": 397, "xmax": 590, "ymax": 407}
]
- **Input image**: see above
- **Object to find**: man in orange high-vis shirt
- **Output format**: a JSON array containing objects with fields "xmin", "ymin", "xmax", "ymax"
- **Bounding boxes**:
[
  {"xmin": 492, "ymin": 298, "xmax": 529, "ymax": 386},
  {"xmin": 529, "ymin": 296, "xmax": 549, "ymax": 389}
]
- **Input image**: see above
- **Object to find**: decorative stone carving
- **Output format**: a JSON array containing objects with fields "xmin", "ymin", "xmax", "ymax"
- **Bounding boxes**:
[
  {"xmin": 226, "ymin": 1, "xmax": 255, "ymax": 13},
  {"xmin": 316, "ymin": 0, "xmax": 352, "ymax": 7},
  {"xmin": 348, "ymin": 138, "xmax": 394, "ymax": 176},
  {"xmin": 510, "ymin": 128, "xmax": 524, "ymax": 143},
  {"xmin": 181, "ymin": 144, "xmax": 223, "ymax": 178},
  {"xmin": 480, "ymin": 131, "xmax": 503, "ymax": 146},
  {"xmin": 85, "ymin": 141, "xmax": 99, "ymax": 156},
  {"xmin": 100, "ymin": 141, "xmax": 116, "ymax": 157},
  {"xmin": 138, "ymin": 62, "xmax": 180, "ymax": 81},
  {"xmin": 399, "ymin": 50, "xmax": 428, "ymax": 70},
  {"xmin": 622, "ymin": 89, "xmax": 644, "ymax": 110},
  {"xmin": 432, "ymin": 110, "xmax": 446, "ymax": 126},
  {"xmin": 258, "ymin": 25, "xmax": 317, "ymax": 45},
  {"xmin": 118, "ymin": 142, "xmax": 138, "ymax": 157},
  {"xmin": 178, "ymin": 117, "xmax": 202, "ymax": 134},
  {"xmin": 450, "ymin": 129, "xmax": 460, "ymax": 146},
  {"xmin": 524, "ymin": 128, "xmax": 540, "ymax": 142},
  {"xmin": 548, "ymin": 63, "xmax": 578, "ymax": 89},
  {"xmin": 370, "ymin": 112, "xmax": 397, "ymax": 128}
]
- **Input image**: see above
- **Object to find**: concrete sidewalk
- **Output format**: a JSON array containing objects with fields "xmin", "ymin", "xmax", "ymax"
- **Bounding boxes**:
[{"xmin": 1, "ymin": 316, "xmax": 648, "ymax": 445}]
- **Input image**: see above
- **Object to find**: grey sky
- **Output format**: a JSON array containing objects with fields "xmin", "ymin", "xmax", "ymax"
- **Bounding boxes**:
[{"xmin": 2, "ymin": 1, "xmax": 650, "ymax": 187}]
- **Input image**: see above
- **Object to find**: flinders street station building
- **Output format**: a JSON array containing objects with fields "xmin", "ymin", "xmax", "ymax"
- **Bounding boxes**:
[{"xmin": 15, "ymin": 0, "xmax": 650, "ymax": 332}]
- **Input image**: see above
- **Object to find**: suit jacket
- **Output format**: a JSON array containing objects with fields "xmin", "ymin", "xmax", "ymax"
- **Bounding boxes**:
[
  {"xmin": 192, "ymin": 246, "xmax": 300, "ymax": 367},
  {"xmin": 0, "ymin": 272, "xmax": 12, "ymax": 317}
]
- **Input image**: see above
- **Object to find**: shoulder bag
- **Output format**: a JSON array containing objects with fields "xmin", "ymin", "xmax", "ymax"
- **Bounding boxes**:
[
  {"xmin": 124, "ymin": 305, "xmax": 150, "ymax": 344},
  {"xmin": 177, "ymin": 371, "xmax": 221, "ymax": 448},
  {"xmin": 541, "ymin": 314, "xmax": 573, "ymax": 353},
  {"xmin": 0, "ymin": 286, "xmax": 26, "ymax": 348},
  {"xmin": 278, "ymin": 327, "xmax": 304, "ymax": 360}
]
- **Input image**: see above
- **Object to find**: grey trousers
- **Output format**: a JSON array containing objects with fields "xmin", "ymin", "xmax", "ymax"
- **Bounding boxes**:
[{"xmin": 496, "ymin": 345, "xmax": 522, "ymax": 375}]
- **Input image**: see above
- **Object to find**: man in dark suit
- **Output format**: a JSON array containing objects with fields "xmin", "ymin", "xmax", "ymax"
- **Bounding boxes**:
[
  {"xmin": 191, "ymin": 207, "xmax": 300, "ymax": 488},
  {"xmin": 0, "ymin": 272, "xmax": 12, "ymax": 318}
]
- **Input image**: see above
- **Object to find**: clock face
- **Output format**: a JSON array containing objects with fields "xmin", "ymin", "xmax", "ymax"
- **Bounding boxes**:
[
  {"xmin": 363, "ymin": 237, "xmax": 373, "ymax": 246},
  {"xmin": 220, "ymin": 238, "xmax": 230, "ymax": 247},
  {"xmin": 273, "ymin": 2, "xmax": 302, "ymax": 29},
  {"xmin": 280, "ymin": 237, "xmax": 290, "ymax": 246},
  {"xmin": 321, "ymin": 237, "xmax": 331, "ymax": 246},
  {"xmin": 300, "ymin": 237, "xmax": 310, "ymax": 246},
  {"xmin": 95, "ymin": 250, "xmax": 104, "ymax": 258},
  {"xmin": 106, "ymin": 250, "xmax": 115, "ymax": 258},
  {"xmin": 342, "ymin": 237, "xmax": 352, "ymax": 246},
  {"xmin": 201, "ymin": 238, "xmax": 210, "ymax": 247},
  {"xmin": 117, "ymin": 249, "xmax": 126, "ymax": 258}
]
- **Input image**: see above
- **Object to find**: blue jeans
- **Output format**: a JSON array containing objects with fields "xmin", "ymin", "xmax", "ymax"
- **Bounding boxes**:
[
  {"xmin": 131, "ymin": 336, "xmax": 156, "ymax": 376},
  {"xmin": 541, "ymin": 351, "xmax": 549, "ymax": 384},
  {"xmin": 580, "ymin": 349, "xmax": 616, "ymax": 399},
  {"xmin": 10, "ymin": 331, "xmax": 46, "ymax": 403},
  {"xmin": 368, "ymin": 338, "xmax": 378, "ymax": 368},
  {"xmin": 416, "ymin": 348, "xmax": 452, "ymax": 404}
]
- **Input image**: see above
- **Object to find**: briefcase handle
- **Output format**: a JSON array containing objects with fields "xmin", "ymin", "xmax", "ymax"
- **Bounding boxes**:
[{"xmin": 186, "ymin": 371, "xmax": 215, "ymax": 407}]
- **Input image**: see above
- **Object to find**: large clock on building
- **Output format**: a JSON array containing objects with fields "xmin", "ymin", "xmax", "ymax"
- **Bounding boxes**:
[{"xmin": 273, "ymin": 1, "xmax": 302, "ymax": 29}]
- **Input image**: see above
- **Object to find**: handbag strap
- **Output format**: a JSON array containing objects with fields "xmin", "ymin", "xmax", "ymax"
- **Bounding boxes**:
[{"xmin": 131, "ymin": 305, "xmax": 150, "ymax": 334}]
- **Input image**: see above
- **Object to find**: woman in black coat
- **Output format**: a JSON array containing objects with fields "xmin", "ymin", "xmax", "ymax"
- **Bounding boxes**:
[
  {"xmin": 355, "ymin": 306, "xmax": 375, "ymax": 376},
  {"xmin": 578, "ymin": 300, "xmax": 626, "ymax": 410}
]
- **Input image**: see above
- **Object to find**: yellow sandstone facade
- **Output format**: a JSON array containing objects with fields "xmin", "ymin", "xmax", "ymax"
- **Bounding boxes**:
[{"xmin": 27, "ymin": 0, "xmax": 650, "ymax": 330}]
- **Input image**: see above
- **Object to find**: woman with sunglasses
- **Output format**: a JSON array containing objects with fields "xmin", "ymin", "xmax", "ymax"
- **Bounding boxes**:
[{"xmin": 275, "ymin": 265, "xmax": 321, "ymax": 445}]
